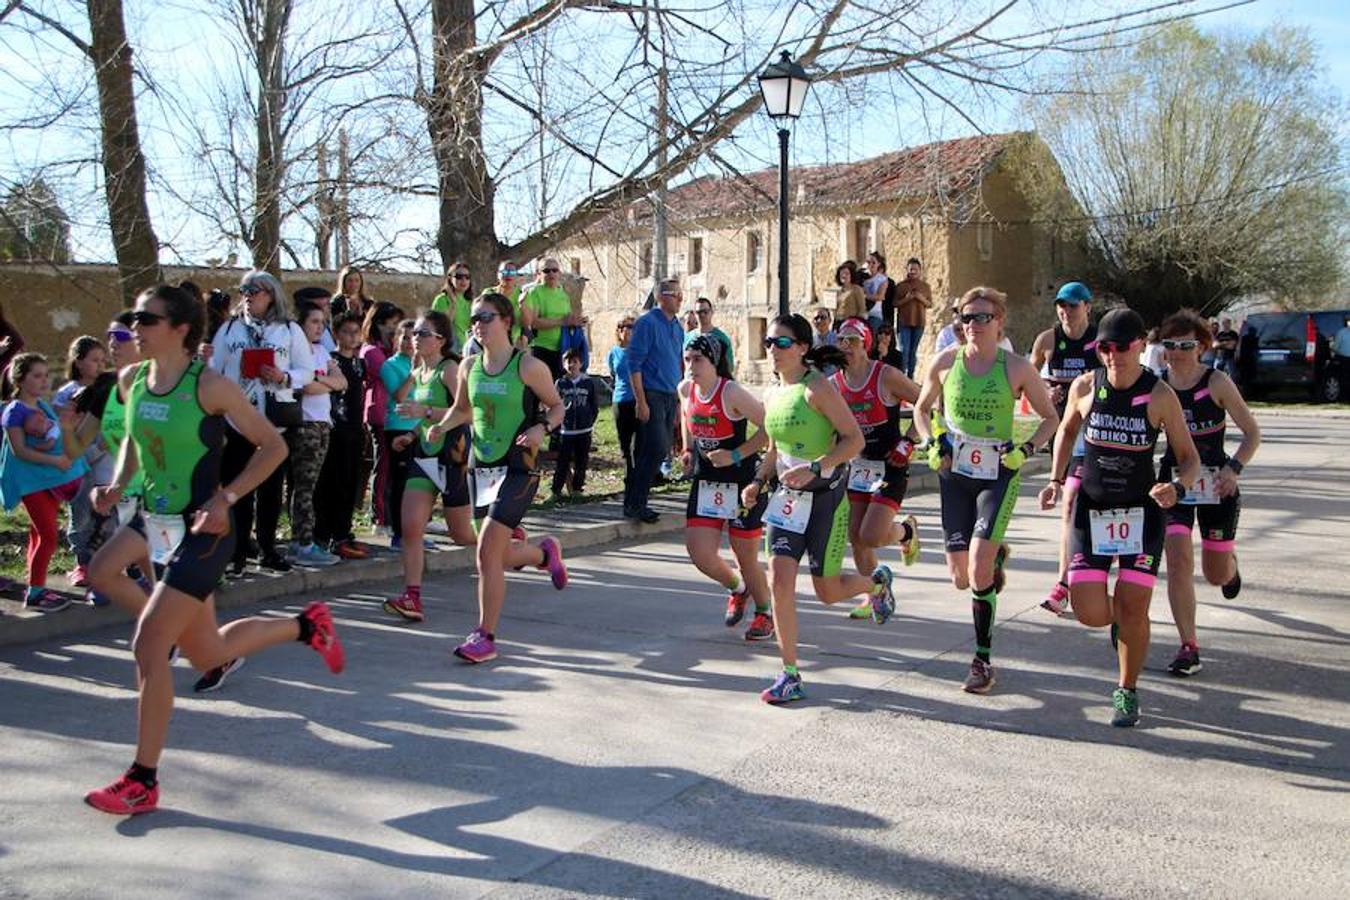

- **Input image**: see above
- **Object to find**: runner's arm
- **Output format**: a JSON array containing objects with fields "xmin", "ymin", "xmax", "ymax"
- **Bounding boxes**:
[
  {"xmin": 1211, "ymin": 370, "xmax": 1261, "ymax": 470},
  {"xmin": 1149, "ymin": 382, "xmax": 1200, "ymax": 508},
  {"xmin": 881, "ymin": 364, "xmax": 921, "ymax": 406},
  {"xmin": 518, "ymin": 353, "xmax": 565, "ymax": 448},
  {"xmin": 912, "ymin": 350, "xmax": 953, "ymax": 444}
]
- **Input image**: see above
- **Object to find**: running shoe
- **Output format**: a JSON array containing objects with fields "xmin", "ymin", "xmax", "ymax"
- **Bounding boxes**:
[
  {"xmin": 899, "ymin": 514, "xmax": 921, "ymax": 566},
  {"xmin": 293, "ymin": 543, "xmax": 340, "ymax": 567},
  {"xmin": 333, "ymin": 540, "xmax": 369, "ymax": 560},
  {"xmin": 724, "ymin": 590, "xmax": 749, "ymax": 627},
  {"xmin": 193, "ymin": 657, "xmax": 245, "ymax": 693},
  {"xmin": 70, "ymin": 564, "xmax": 89, "ymax": 588},
  {"xmin": 300, "ymin": 601, "xmax": 344, "ymax": 674},
  {"xmin": 1041, "ymin": 581, "xmax": 1071, "ymax": 616},
  {"xmin": 962, "ymin": 657, "xmax": 996, "ymax": 694},
  {"xmin": 84, "ymin": 772, "xmax": 159, "ymax": 815},
  {"xmin": 744, "ymin": 612, "xmax": 775, "ymax": 641},
  {"xmin": 24, "ymin": 590, "xmax": 71, "ymax": 613},
  {"xmin": 1167, "ymin": 643, "xmax": 1202, "ymax": 677},
  {"xmin": 258, "ymin": 552, "xmax": 292, "ymax": 573},
  {"xmin": 847, "ymin": 601, "xmax": 872, "ymax": 619},
  {"xmin": 538, "ymin": 537, "xmax": 568, "ymax": 590},
  {"xmin": 383, "ymin": 591, "xmax": 425, "ymax": 623},
  {"xmin": 1111, "ymin": 687, "xmax": 1140, "ymax": 727},
  {"xmin": 453, "ymin": 627, "xmax": 498, "ymax": 664},
  {"xmin": 1221, "ymin": 564, "xmax": 1242, "ymax": 600},
  {"xmin": 992, "ymin": 542, "xmax": 1010, "ymax": 594},
  {"xmin": 870, "ymin": 565, "xmax": 896, "ymax": 625},
  {"xmin": 760, "ymin": 670, "xmax": 804, "ymax": 704}
]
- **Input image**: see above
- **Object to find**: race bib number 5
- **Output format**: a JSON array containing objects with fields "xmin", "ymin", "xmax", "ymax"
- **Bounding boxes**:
[
  {"xmin": 473, "ymin": 466, "xmax": 508, "ymax": 507},
  {"xmin": 953, "ymin": 439, "xmax": 1000, "ymax": 480},
  {"xmin": 1181, "ymin": 466, "xmax": 1220, "ymax": 505},
  {"xmin": 1089, "ymin": 507, "xmax": 1144, "ymax": 556},
  {"xmin": 696, "ymin": 480, "xmax": 738, "ymax": 519},
  {"xmin": 764, "ymin": 488, "xmax": 813, "ymax": 534}
]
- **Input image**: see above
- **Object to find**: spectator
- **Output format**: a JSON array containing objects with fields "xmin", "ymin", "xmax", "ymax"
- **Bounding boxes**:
[
  {"xmin": 209, "ymin": 269, "xmax": 315, "ymax": 574},
  {"xmin": 0, "ymin": 300, "xmax": 26, "ymax": 397},
  {"xmin": 314, "ymin": 311, "xmax": 369, "ymax": 559},
  {"xmin": 358, "ymin": 300, "xmax": 405, "ymax": 530},
  {"xmin": 293, "ymin": 286, "xmax": 336, "ymax": 352},
  {"xmin": 552, "ymin": 348, "xmax": 598, "ymax": 501},
  {"xmin": 811, "ymin": 307, "xmax": 837, "ymax": 348},
  {"xmin": 623, "ymin": 278, "xmax": 684, "ymax": 523},
  {"xmin": 199, "ymin": 289, "xmax": 232, "ymax": 362},
  {"xmin": 1201, "ymin": 320, "xmax": 1219, "ymax": 368},
  {"xmin": 1214, "ymin": 317, "xmax": 1239, "ymax": 375},
  {"xmin": 872, "ymin": 323, "xmax": 906, "ymax": 371},
  {"xmin": 1238, "ymin": 319, "xmax": 1261, "ymax": 389},
  {"xmin": 0, "ymin": 352, "xmax": 88, "ymax": 611},
  {"xmin": 522, "ymin": 256, "xmax": 576, "ymax": 381},
  {"xmin": 834, "ymin": 260, "xmax": 867, "ymax": 323},
  {"xmin": 286, "ymin": 301, "xmax": 345, "ymax": 567},
  {"xmin": 331, "ymin": 264, "xmax": 373, "ymax": 321},
  {"xmin": 1141, "ymin": 327, "xmax": 1166, "ymax": 374},
  {"xmin": 381, "ymin": 319, "xmax": 421, "ymax": 548},
  {"xmin": 53, "ymin": 335, "xmax": 109, "ymax": 588},
  {"xmin": 432, "ymin": 262, "xmax": 474, "ymax": 353},
  {"xmin": 894, "ymin": 257, "xmax": 932, "ymax": 377},
  {"xmin": 862, "ymin": 252, "xmax": 892, "ymax": 331},
  {"xmin": 682, "ymin": 297, "xmax": 735, "ymax": 374},
  {"xmin": 609, "ymin": 316, "xmax": 639, "ymax": 492},
  {"xmin": 682, "ymin": 307, "xmax": 699, "ymax": 334},
  {"xmin": 484, "ymin": 261, "xmax": 526, "ymax": 347}
]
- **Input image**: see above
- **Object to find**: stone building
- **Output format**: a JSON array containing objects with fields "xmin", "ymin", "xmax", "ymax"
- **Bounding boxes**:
[{"xmin": 554, "ymin": 131, "xmax": 1084, "ymax": 384}]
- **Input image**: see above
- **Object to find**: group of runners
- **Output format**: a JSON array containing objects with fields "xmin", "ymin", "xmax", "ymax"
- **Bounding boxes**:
[{"xmin": 72, "ymin": 278, "xmax": 1258, "ymax": 815}]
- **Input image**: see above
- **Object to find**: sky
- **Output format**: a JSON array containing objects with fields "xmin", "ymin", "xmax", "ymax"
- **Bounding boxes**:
[{"xmin": 0, "ymin": 0, "xmax": 1345, "ymax": 272}]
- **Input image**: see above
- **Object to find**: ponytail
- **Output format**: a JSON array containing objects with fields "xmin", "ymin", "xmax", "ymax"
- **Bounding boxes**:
[{"xmin": 804, "ymin": 344, "xmax": 847, "ymax": 372}]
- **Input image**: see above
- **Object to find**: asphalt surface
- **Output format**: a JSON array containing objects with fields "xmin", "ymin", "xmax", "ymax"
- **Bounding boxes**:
[{"xmin": 1, "ymin": 413, "xmax": 1346, "ymax": 899}]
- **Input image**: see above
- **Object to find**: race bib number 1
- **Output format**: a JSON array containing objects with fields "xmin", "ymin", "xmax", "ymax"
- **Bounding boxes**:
[
  {"xmin": 145, "ymin": 513, "xmax": 186, "ymax": 565},
  {"xmin": 848, "ymin": 458, "xmax": 885, "ymax": 493},
  {"xmin": 953, "ymin": 439, "xmax": 1000, "ymax": 480},
  {"xmin": 696, "ymin": 480, "xmax": 738, "ymax": 519},
  {"xmin": 473, "ymin": 466, "xmax": 508, "ymax": 507},
  {"xmin": 764, "ymin": 488, "xmax": 813, "ymax": 534},
  {"xmin": 1089, "ymin": 507, "xmax": 1144, "ymax": 556},
  {"xmin": 1181, "ymin": 466, "xmax": 1220, "ymax": 506}
]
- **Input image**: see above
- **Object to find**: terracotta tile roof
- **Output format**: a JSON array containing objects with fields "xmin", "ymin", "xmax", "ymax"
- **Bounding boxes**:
[{"xmin": 601, "ymin": 132, "xmax": 1023, "ymax": 232}]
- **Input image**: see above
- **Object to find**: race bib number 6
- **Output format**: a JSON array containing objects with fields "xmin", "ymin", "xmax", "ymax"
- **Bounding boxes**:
[
  {"xmin": 764, "ymin": 488, "xmax": 813, "ymax": 534},
  {"xmin": 695, "ymin": 480, "xmax": 739, "ymax": 519},
  {"xmin": 1089, "ymin": 507, "xmax": 1144, "ymax": 556},
  {"xmin": 953, "ymin": 439, "xmax": 1000, "ymax": 480}
]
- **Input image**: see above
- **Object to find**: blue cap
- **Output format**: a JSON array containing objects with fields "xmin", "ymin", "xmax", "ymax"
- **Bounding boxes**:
[{"xmin": 1055, "ymin": 281, "xmax": 1091, "ymax": 303}]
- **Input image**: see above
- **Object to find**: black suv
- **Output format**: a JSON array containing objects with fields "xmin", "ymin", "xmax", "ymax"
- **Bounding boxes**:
[{"xmin": 1241, "ymin": 309, "xmax": 1350, "ymax": 403}]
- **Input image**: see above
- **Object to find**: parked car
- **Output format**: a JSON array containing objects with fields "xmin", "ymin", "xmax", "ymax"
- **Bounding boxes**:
[{"xmin": 1241, "ymin": 309, "xmax": 1350, "ymax": 402}]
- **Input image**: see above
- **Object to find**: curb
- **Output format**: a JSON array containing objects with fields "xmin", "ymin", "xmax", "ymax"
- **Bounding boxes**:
[{"xmin": 0, "ymin": 458, "xmax": 1047, "ymax": 649}]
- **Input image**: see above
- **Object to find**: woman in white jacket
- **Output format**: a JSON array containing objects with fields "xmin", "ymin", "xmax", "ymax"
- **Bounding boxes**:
[{"xmin": 209, "ymin": 270, "xmax": 313, "ymax": 573}]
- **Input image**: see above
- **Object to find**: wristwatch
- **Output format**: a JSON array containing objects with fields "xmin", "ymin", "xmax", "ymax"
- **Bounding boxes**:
[
  {"xmin": 809, "ymin": 460, "xmax": 822, "ymax": 476},
  {"xmin": 1225, "ymin": 457, "xmax": 1244, "ymax": 475},
  {"xmin": 1170, "ymin": 479, "xmax": 1187, "ymax": 501}
]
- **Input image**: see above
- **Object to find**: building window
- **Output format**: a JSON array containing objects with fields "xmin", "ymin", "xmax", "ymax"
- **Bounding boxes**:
[
  {"xmin": 639, "ymin": 241, "xmax": 653, "ymax": 278},
  {"xmin": 689, "ymin": 237, "xmax": 704, "ymax": 275},
  {"xmin": 569, "ymin": 257, "xmax": 581, "ymax": 275},
  {"xmin": 852, "ymin": 218, "xmax": 872, "ymax": 261},
  {"xmin": 746, "ymin": 231, "xmax": 763, "ymax": 273},
  {"xmin": 977, "ymin": 222, "xmax": 994, "ymax": 261},
  {"xmin": 749, "ymin": 316, "xmax": 767, "ymax": 360}
]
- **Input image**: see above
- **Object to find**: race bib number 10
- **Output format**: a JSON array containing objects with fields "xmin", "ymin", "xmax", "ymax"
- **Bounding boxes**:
[{"xmin": 1089, "ymin": 507, "xmax": 1144, "ymax": 556}]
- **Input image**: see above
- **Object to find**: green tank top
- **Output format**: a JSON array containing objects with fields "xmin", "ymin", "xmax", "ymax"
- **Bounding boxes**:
[
  {"xmin": 467, "ymin": 350, "xmax": 534, "ymax": 465},
  {"xmin": 942, "ymin": 348, "xmax": 1014, "ymax": 442},
  {"xmin": 413, "ymin": 359, "xmax": 452, "ymax": 454},
  {"xmin": 101, "ymin": 384, "xmax": 144, "ymax": 496},
  {"xmin": 127, "ymin": 360, "xmax": 225, "ymax": 515},
  {"xmin": 764, "ymin": 371, "xmax": 836, "ymax": 466}
]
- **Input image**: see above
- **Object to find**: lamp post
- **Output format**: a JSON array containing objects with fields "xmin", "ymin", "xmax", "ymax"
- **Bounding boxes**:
[{"xmin": 757, "ymin": 50, "xmax": 812, "ymax": 317}]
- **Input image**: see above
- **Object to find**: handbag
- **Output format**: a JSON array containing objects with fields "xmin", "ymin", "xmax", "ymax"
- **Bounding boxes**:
[{"xmin": 265, "ymin": 389, "xmax": 302, "ymax": 428}]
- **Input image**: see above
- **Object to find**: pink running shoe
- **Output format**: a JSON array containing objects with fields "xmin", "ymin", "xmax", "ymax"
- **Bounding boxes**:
[
  {"xmin": 453, "ymin": 627, "xmax": 498, "ymax": 664},
  {"xmin": 84, "ymin": 773, "xmax": 159, "ymax": 815},
  {"xmin": 383, "ymin": 591, "xmax": 425, "ymax": 623},
  {"xmin": 537, "ymin": 537, "xmax": 568, "ymax": 590},
  {"xmin": 300, "ymin": 601, "xmax": 345, "ymax": 674},
  {"xmin": 1041, "ymin": 582, "xmax": 1071, "ymax": 616}
]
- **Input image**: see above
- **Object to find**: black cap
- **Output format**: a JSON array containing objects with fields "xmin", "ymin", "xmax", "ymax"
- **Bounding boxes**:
[{"xmin": 1097, "ymin": 307, "xmax": 1146, "ymax": 344}]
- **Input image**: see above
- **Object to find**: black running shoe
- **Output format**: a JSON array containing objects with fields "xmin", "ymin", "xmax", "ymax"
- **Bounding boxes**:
[
  {"xmin": 193, "ymin": 657, "xmax": 244, "ymax": 693},
  {"xmin": 258, "ymin": 552, "xmax": 292, "ymax": 573},
  {"xmin": 1167, "ymin": 643, "xmax": 1202, "ymax": 677},
  {"xmin": 1221, "ymin": 567, "xmax": 1241, "ymax": 600}
]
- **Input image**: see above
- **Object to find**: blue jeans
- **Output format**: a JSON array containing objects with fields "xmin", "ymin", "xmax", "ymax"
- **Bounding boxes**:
[
  {"xmin": 897, "ymin": 325, "xmax": 924, "ymax": 378},
  {"xmin": 625, "ymin": 390, "xmax": 677, "ymax": 514}
]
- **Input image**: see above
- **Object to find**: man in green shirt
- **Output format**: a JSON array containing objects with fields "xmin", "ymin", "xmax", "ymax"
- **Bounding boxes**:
[
  {"xmin": 682, "ymin": 296, "xmax": 735, "ymax": 375},
  {"xmin": 521, "ymin": 257, "xmax": 577, "ymax": 380}
]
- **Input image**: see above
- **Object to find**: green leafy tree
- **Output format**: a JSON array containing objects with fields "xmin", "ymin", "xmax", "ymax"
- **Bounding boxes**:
[{"xmin": 0, "ymin": 177, "xmax": 73, "ymax": 264}]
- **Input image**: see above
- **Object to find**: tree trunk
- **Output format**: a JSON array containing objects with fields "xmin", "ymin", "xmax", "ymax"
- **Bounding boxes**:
[
  {"xmin": 86, "ymin": 0, "xmax": 161, "ymax": 305},
  {"xmin": 427, "ymin": 0, "xmax": 499, "ymax": 280},
  {"xmin": 250, "ymin": 0, "xmax": 291, "ymax": 276}
]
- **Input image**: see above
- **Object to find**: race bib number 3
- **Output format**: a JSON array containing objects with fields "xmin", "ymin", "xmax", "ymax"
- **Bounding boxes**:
[
  {"xmin": 473, "ymin": 466, "xmax": 508, "ymax": 507},
  {"xmin": 764, "ymin": 488, "xmax": 813, "ymax": 534},
  {"xmin": 145, "ymin": 513, "xmax": 186, "ymax": 565},
  {"xmin": 848, "ymin": 458, "xmax": 885, "ymax": 493},
  {"xmin": 1089, "ymin": 507, "xmax": 1144, "ymax": 556},
  {"xmin": 1181, "ymin": 466, "xmax": 1220, "ymax": 505},
  {"xmin": 953, "ymin": 439, "xmax": 1000, "ymax": 480},
  {"xmin": 696, "ymin": 480, "xmax": 738, "ymax": 519}
]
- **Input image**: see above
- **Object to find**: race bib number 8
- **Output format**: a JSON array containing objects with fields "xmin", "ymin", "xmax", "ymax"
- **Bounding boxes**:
[
  {"xmin": 953, "ymin": 439, "xmax": 1000, "ymax": 480},
  {"xmin": 473, "ymin": 466, "xmax": 508, "ymax": 507},
  {"xmin": 1089, "ymin": 507, "xmax": 1144, "ymax": 556},
  {"xmin": 696, "ymin": 480, "xmax": 738, "ymax": 519},
  {"xmin": 848, "ymin": 458, "xmax": 885, "ymax": 493},
  {"xmin": 764, "ymin": 488, "xmax": 813, "ymax": 534},
  {"xmin": 145, "ymin": 513, "xmax": 186, "ymax": 565},
  {"xmin": 1181, "ymin": 466, "xmax": 1220, "ymax": 505}
]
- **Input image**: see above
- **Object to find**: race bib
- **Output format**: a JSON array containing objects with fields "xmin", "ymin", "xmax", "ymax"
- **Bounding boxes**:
[
  {"xmin": 1089, "ymin": 507, "xmax": 1144, "ymax": 556},
  {"xmin": 1181, "ymin": 466, "xmax": 1220, "ymax": 506},
  {"xmin": 473, "ymin": 466, "xmax": 508, "ymax": 507},
  {"xmin": 764, "ymin": 488, "xmax": 813, "ymax": 534},
  {"xmin": 115, "ymin": 496, "xmax": 139, "ymax": 526},
  {"xmin": 145, "ymin": 513, "xmax": 186, "ymax": 565},
  {"xmin": 415, "ymin": 456, "xmax": 448, "ymax": 492},
  {"xmin": 696, "ymin": 480, "xmax": 738, "ymax": 519},
  {"xmin": 848, "ymin": 458, "xmax": 886, "ymax": 493},
  {"xmin": 953, "ymin": 438, "xmax": 1001, "ymax": 480}
]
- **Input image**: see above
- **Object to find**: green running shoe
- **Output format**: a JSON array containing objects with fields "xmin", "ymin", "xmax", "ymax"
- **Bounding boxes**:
[{"xmin": 1111, "ymin": 687, "xmax": 1140, "ymax": 727}]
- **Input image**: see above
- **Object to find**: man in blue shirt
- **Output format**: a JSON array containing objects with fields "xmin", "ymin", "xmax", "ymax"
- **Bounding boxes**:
[{"xmin": 623, "ymin": 277, "xmax": 684, "ymax": 522}]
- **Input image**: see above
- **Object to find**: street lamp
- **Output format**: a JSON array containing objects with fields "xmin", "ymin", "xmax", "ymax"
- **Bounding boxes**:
[{"xmin": 758, "ymin": 50, "xmax": 812, "ymax": 317}]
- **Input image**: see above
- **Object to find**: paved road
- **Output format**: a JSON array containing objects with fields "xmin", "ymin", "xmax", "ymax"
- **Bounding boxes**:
[{"xmin": 1, "ymin": 414, "xmax": 1346, "ymax": 898}]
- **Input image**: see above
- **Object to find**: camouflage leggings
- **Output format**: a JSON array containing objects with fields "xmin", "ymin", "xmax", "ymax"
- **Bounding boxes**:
[{"xmin": 286, "ymin": 422, "xmax": 331, "ymax": 545}]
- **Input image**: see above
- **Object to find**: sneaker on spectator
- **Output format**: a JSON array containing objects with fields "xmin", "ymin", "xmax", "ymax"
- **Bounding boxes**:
[
  {"xmin": 333, "ymin": 541, "xmax": 369, "ymax": 560},
  {"xmin": 25, "ymin": 589, "xmax": 71, "ymax": 613},
  {"xmin": 70, "ymin": 564, "xmax": 89, "ymax": 587},
  {"xmin": 293, "ymin": 543, "xmax": 340, "ymax": 567}
]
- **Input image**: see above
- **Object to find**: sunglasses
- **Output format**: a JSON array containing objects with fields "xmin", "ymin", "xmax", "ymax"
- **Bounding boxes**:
[
  {"xmin": 543, "ymin": 267, "xmax": 560, "ymax": 274},
  {"xmin": 413, "ymin": 329, "xmax": 444, "ymax": 339},
  {"xmin": 960, "ymin": 312, "xmax": 996, "ymax": 325},
  {"xmin": 1161, "ymin": 339, "xmax": 1199, "ymax": 351},
  {"xmin": 239, "ymin": 285, "xmax": 266, "ymax": 296},
  {"xmin": 452, "ymin": 272, "xmax": 470, "ymax": 280},
  {"xmin": 763, "ymin": 336, "xmax": 797, "ymax": 350},
  {"xmin": 131, "ymin": 310, "xmax": 166, "ymax": 326},
  {"xmin": 470, "ymin": 311, "xmax": 500, "ymax": 324},
  {"xmin": 811, "ymin": 316, "xmax": 829, "ymax": 323},
  {"xmin": 1097, "ymin": 340, "xmax": 1139, "ymax": 354},
  {"xmin": 107, "ymin": 328, "xmax": 135, "ymax": 343}
]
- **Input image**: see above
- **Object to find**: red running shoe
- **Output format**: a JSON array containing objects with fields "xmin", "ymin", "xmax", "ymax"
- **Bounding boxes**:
[
  {"xmin": 334, "ymin": 541, "xmax": 369, "ymax": 560},
  {"xmin": 84, "ymin": 773, "xmax": 159, "ymax": 815},
  {"xmin": 383, "ymin": 591, "xmax": 425, "ymax": 623},
  {"xmin": 301, "ymin": 601, "xmax": 345, "ymax": 674},
  {"xmin": 537, "ymin": 537, "xmax": 568, "ymax": 590},
  {"xmin": 724, "ymin": 590, "xmax": 749, "ymax": 627}
]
